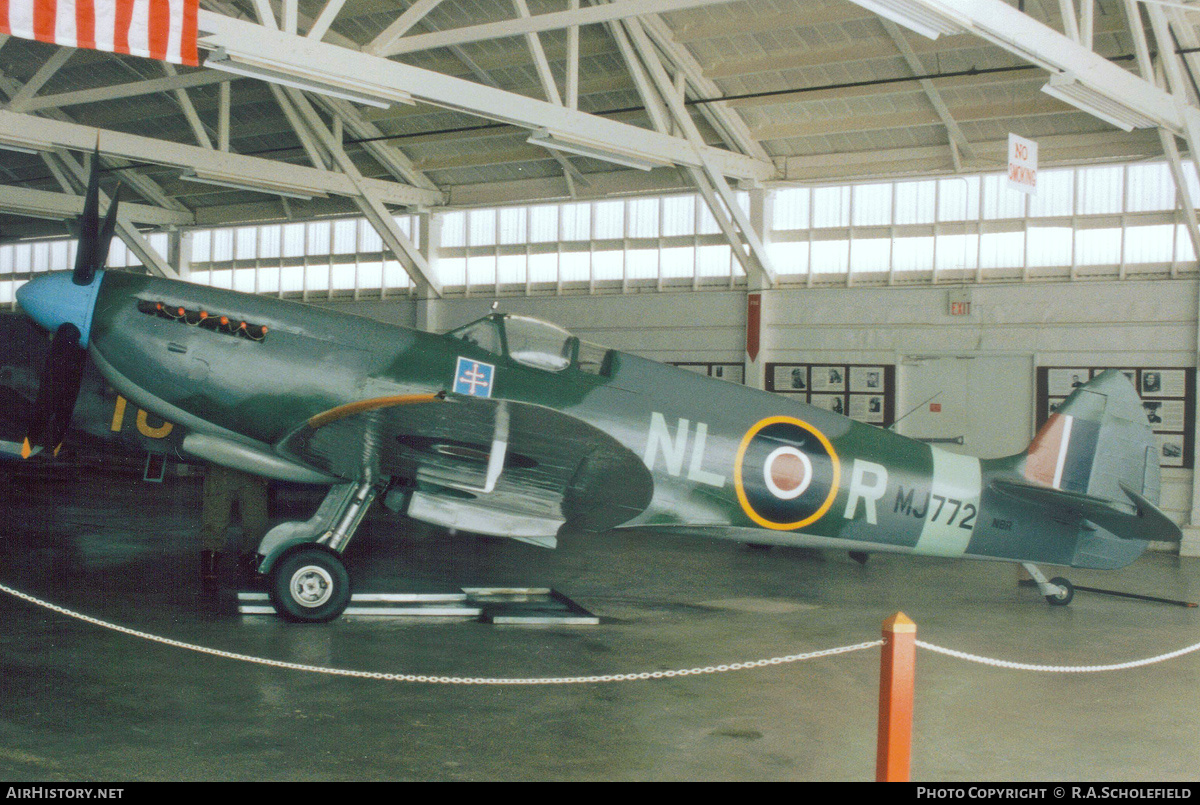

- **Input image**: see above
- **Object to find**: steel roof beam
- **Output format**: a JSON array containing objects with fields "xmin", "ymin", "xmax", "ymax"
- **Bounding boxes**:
[
  {"xmin": 374, "ymin": 0, "xmax": 740, "ymax": 57},
  {"xmin": 196, "ymin": 11, "xmax": 773, "ymax": 182},
  {"xmin": 881, "ymin": 18, "xmax": 974, "ymax": 171},
  {"xmin": 281, "ymin": 88, "xmax": 441, "ymax": 296},
  {"xmin": 163, "ymin": 65, "xmax": 217, "ymax": 149},
  {"xmin": 1144, "ymin": 3, "xmax": 1200, "ymax": 269},
  {"xmin": 306, "ymin": 0, "xmax": 349, "ymax": 42},
  {"xmin": 854, "ymin": 0, "xmax": 1200, "ymax": 140},
  {"xmin": 0, "ymin": 184, "xmax": 194, "ymax": 226},
  {"xmin": 637, "ymin": 14, "xmax": 769, "ymax": 163},
  {"xmin": 6, "ymin": 48, "xmax": 76, "ymax": 112},
  {"xmin": 620, "ymin": 16, "xmax": 776, "ymax": 286},
  {"xmin": 312, "ymin": 95, "xmax": 440, "ymax": 191},
  {"xmin": 364, "ymin": 0, "xmax": 446, "ymax": 55},
  {"xmin": 19, "ymin": 70, "xmax": 230, "ymax": 113},
  {"xmin": 0, "ymin": 109, "xmax": 445, "ymax": 208},
  {"xmin": 0, "ymin": 50, "xmax": 189, "ymax": 218}
]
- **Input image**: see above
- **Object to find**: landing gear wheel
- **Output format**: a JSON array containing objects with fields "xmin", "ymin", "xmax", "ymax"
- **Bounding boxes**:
[
  {"xmin": 269, "ymin": 548, "xmax": 351, "ymax": 623},
  {"xmin": 1045, "ymin": 576, "xmax": 1074, "ymax": 606}
]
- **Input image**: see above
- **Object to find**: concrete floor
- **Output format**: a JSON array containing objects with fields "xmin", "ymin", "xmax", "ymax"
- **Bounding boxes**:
[{"xmin": 2, "ymin": 471, "xmax": 1200, "ymax": 782}]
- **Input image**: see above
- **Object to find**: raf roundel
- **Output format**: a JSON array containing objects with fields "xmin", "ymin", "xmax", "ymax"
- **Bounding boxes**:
[{"xmin": 734, "ymin": 416, "xmax": 841, "ymax": 530}]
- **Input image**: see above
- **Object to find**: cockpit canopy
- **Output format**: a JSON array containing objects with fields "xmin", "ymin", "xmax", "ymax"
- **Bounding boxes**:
[{"xmin": 447, "ymin": 313, "xmax": 610, "ymax": 375}]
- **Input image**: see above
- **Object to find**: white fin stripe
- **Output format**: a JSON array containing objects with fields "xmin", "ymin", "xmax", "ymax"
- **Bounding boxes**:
[{"xmin": 1052, "ymin": 414, "xmax": 1073, "ymax": 489}]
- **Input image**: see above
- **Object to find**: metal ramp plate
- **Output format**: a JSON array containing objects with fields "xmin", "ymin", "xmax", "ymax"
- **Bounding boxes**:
[
  {"xmin": 237, "ymin": 588, "xmax": 598, "ymax": 625},
  {"xmin": 469, "ymin": 588, "xmax": 599, "ymax": 625},
  {"xmin": 237, "ymin": 591, "xmax": 481, "ymax": 618}
]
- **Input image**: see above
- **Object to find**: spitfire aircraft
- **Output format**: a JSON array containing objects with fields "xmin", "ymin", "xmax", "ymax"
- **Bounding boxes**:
[{"xmin": 10, "ymin": 155, "xmax": 1182, "ymax": 622}]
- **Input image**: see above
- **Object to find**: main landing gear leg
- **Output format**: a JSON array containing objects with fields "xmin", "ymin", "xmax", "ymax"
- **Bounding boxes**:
[
  {"xmin": 1020, "ymin": 562, "xmax": 1074, "ymax": 606},
  {"xmin": 255, "ymin": 481, "xmax": 382, "ymax": 622}
]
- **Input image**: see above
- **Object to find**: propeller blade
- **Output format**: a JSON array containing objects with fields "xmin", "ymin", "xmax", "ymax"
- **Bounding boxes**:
[
  {"xmin": 71, "ymin": 148, "xmax": 119, "ymax": 287},
  {"xmin": 22, "ymin": 323, "xmax": 87, "ymax": 458},
  {"xmin": 72, "ymin": 150, "xmax": 102, "ymax": 286},
  {"xmin": 94, "ymin": 184, "xmax": 120, "ymax": 271}
]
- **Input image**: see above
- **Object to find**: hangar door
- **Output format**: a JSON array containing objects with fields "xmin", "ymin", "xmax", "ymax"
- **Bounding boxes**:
[{"xmin": 895, "ymin": 355, "xmax": 1034, "ymax": 459}]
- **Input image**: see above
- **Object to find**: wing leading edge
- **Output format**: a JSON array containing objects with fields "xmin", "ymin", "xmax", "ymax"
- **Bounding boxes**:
[{"xmin": 277, "ymin": 392, "xmax": 654, "ymax": 542}]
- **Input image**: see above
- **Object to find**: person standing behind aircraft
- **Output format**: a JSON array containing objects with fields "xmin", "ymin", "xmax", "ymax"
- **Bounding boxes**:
[{"xmin": 199, "ymin": 464, "xmax": 269, "ymax": 589}]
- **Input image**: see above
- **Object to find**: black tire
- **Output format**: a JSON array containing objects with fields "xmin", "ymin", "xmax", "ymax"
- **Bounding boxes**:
[
  {"xmin": 269, "ymin": 548, "xmax": 351, "ymax": 623},
  {"xmin": 1045, "ymin": 576, "xmax": 1074, "ymax": 607}
]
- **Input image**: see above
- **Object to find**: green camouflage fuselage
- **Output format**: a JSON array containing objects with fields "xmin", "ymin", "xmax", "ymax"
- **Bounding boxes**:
[{"xmin": 83, "ymin": 271, "xmax": 1148, "ymax": 570}]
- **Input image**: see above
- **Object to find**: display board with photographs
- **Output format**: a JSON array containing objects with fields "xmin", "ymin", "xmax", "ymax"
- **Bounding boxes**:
[
  {"xmin": 670, "ymin": 362, "xmax": 745, "ymax": 384},
  {"xmin": 1036, "ymin": 367, "xmax": 1195, "ymax": 469},
  {"xmin": 765, "ymin": 363, "xmax": 895, "ymax": 427}
]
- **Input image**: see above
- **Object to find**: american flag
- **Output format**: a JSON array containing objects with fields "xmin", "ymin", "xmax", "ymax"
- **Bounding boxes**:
[{"xmin": 0, "ymin": 0, "xmax": 198, "ymax": 66}]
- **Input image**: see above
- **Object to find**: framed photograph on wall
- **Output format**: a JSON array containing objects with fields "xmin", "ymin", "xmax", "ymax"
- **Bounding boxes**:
[
  {"xmin": 1037, "ymin": 366, "xmax": 1195, "ymax": 470},
  {"xmin": 766, "ymin": 362, "xmax": 896, "ymax": 427}
]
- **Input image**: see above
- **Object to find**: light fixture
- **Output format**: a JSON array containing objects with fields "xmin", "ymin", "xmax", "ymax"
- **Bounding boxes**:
[
  {"xmin": 204, "ymin": 48, "xmax": 415, "ymax": 110},
  {"xmin": 179, "ymin": 169, "xmax": 327, "ymax": 201},
  {"xmin": 852, "ymin": 0, "xmax": 968, "ymax": 40},
  {"xmin": 1041, "ymin": 73, "xmax": 1161, "ymax": 131},
  {"xmin": 0, "ymin": 143, "xmax": 39, "ymax": 155},
  {"xmin": 526, "ymin": 128, "xmax": 671, "ymax": 172}
]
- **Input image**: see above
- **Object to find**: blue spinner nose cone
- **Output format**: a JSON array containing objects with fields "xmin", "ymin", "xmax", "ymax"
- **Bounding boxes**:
[{"xmin": 16, "ymin": 270, "xmax": 105, "ymax": 347}]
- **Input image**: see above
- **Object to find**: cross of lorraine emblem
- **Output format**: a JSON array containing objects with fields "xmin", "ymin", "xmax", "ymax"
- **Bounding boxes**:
[{"xmin": 453, "ymin": 357, "xmax": 495, "ymax": 398}]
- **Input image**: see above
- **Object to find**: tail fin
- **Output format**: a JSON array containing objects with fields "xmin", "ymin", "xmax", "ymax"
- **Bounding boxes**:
[
  {"xmin": 1024, "ymin": 370, "xmax": 1160, "ymax": 505},
  {"xmin": 1006, "ymin": 370, "xmax": 1180, "ymax": 549}
]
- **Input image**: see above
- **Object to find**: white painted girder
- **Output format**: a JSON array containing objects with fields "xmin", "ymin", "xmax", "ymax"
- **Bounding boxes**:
[
  {"xmin": 880, "ymin": 18, "xmax": 974, "ymax": 170},
  {"xmin": 313, "ymin": 96, "xmax": 439, "ymax": 191},
  {"xmin": 374, "ymin": 0, "xmax": 740, "ymax": 56},
  {"xmin": 195, "ymin": 10, "xmax": 774, "ymax": 183},
  {"xmin": 1144, "ymin": 4, "xmax": 1200, "ymax": 269},
  {"xmin": 282, "ymin": 88, "xmax": 442, "ymax": 296},
  {"xmin": 863, "ymin": 0, "xmax": 1200, "ymax": 140},
  {"xmin": 637, "ymin": 14, "xmax": 769, "ymax": 163},
  {"xmin": 619, "ymin": 17, "xmax": 776, "ymax": 286},
  {"xmin": 306, "ymin": 0, "xmax": 349, "ymax": 42},
  {"xmin": 0, "ymin": 62, "xmax": 175, "ymax": 279},
  {"xmin": 0, "ymin": 184, "xmax": 194, "ymax": 226},
  {"xmin": 0, "ymin": 109, "xmax": 444, "ymax": 208},
  {"xmin": 5, "ymin": 48, "xmax": 75, "ymax": 112},
  {"xmin": 268, "ymin": 84, "xmax": 330, "ymax": 168},
  {"xmin": 19, "ymin": 69, "xmax": 229, "ymax": 112},
  {"xmin": 364, "ymin": 0, "xmax": 445, "ymax": 54},
  {"xmin": 163, "ymin": 64, "xmax": 216, "ymax": 149},
  {"xmin": 0, "ymin": 54, "xmax": 189, "ymax": 225}
]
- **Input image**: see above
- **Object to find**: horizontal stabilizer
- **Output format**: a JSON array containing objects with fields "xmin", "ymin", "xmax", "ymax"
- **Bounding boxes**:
[{"xmin": 993, "ymin": 478, "xmax": 1182, "ymax": 543}]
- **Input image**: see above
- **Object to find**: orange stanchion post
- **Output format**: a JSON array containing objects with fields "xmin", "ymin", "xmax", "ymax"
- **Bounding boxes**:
[{"xmin": 876, "ymin": 611, "xmax": 916, "ymax": 782}]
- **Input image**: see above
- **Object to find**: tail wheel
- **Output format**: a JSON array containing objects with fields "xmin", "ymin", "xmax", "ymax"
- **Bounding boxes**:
[
  {"xmin": 1045, "ymin": 576, "xmax": 1074, "ymax": 607},
  {"xmin": 269, "ymin": 548, "xmax": 351, "ymax": 623}
]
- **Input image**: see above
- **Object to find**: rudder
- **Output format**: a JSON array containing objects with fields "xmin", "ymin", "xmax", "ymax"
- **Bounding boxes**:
[{"xmin": 1023, "ymin": 370, "xmax": 1160, "ymax": 508}]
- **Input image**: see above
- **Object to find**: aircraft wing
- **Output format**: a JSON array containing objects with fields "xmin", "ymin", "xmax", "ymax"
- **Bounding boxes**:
[
  {"xmin": 276, "ymin": 392, "xmax": 654, "ymax": 541},
  {"xmin": 992, "ymin": 478, "xmax": 1182, "ymax": 543}
]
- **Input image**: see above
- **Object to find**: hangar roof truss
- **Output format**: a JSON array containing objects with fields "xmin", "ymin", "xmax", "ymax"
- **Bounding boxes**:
[{"xmin": 1, "ymin": 0, "xmax": 1200, "ymax": 287}]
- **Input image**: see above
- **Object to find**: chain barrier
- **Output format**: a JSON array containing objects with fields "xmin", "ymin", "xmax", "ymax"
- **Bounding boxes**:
[
  {"xmin": 9, "ymin": 579, "xmax": 1200, "ymax": 681},
  {"xmin": 916, "ymin": 639, "xmax": 1200, "ymax": 673},
  {"xmin": 0, "ymin": 581, "xmax": 881, "ymax": 685}
]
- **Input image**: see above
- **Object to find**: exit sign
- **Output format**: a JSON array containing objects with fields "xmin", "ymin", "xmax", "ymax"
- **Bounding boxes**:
[{"xmin": 947, "ymin": 288, "xmax": 972, "ymax": 316}]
